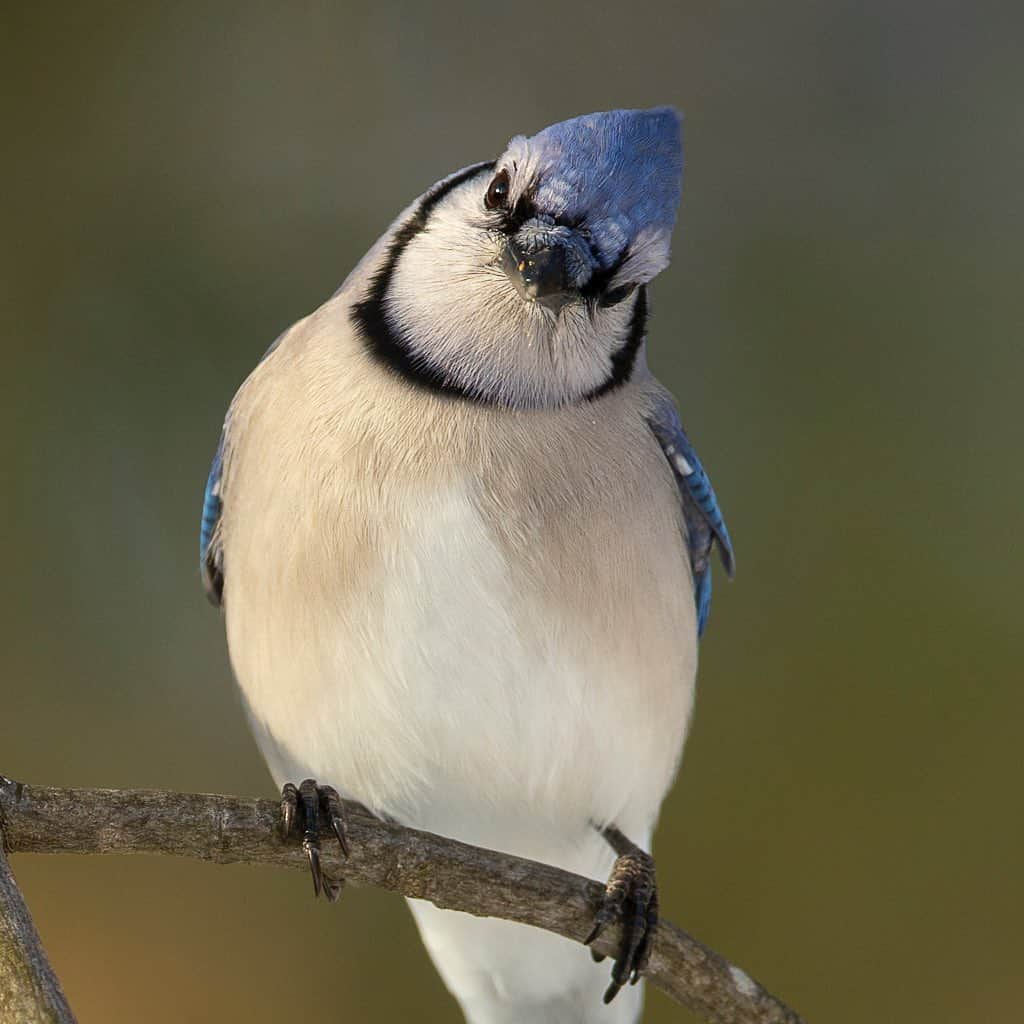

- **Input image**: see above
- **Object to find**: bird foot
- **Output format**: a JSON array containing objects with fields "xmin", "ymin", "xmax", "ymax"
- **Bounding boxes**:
[
  {"xmin": 584, "ymin": 826, "xmax": 659, "ymax": 1004},
  {"xmin": 280, "ymin": 779, "xmax": 350, "ymax": 902}
]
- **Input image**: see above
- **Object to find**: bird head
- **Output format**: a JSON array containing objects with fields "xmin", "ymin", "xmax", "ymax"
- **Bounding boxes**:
[{"xmin": 353, "ymin": 108, "xmax": 684, "ymax": 408}]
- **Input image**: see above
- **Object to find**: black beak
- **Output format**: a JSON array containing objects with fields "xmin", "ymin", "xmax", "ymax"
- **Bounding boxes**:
[{"xmin": 504, "ymin": 240, "xmax": 568, "ymax": 302}]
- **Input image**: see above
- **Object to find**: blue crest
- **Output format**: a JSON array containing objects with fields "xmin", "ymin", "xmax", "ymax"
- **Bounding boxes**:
[{"xmin": 506, "ymin": 108, "xmax": 683, "ymax": 271}]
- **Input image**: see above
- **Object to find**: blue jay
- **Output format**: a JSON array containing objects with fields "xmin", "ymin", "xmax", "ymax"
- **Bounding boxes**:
[{"xmin": 200, "ymin": 108, "xmax": 733, "ymax": 1023}]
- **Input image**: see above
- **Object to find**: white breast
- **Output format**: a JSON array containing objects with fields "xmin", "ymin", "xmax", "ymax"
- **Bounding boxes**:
[{"xmin": 221, "ymin": 313, "xmax": 697, "ymax": 867}]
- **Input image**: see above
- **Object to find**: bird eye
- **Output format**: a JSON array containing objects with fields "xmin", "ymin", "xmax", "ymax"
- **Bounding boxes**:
[{"xmin": 484, "ymin": 169, "xmax": 510, "ymax": 211}]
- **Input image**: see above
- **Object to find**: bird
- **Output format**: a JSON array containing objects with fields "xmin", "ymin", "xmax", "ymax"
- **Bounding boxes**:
[{"xmin": 199, "ymin": 107, "xmax": 733, "ymax": 1024}]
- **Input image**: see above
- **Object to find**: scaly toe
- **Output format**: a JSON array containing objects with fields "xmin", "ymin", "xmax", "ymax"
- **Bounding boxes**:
[
  {"xmin": 587, "ymin": 839, "xmax": 658, "ymax": 1004},
  {"xmin": 280, "ymin": 778, "xmax": 350, "ymax": 901},
  {"xmin": 319, "ymin": 784, "xmax": 350, "ymax": 858},
  {"xmin": 280, "ymin": 782, "xmax": 299, "ymax": 840}
]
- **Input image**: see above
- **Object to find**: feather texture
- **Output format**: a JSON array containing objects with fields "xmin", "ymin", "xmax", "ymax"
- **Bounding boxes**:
[
  {"xmin": 645, "ymin": 389, "xmax": 734, "ymax": 636},
  {"xmin": 199, "ymin": 328, "xmax": 292, "ymax": 606},
  {"xmin": 197, "ymin": 108, "xmax": 730, "ymax": 1023}
]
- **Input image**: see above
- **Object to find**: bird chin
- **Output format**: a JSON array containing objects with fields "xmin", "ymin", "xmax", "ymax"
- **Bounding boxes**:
[{"xmin": 509, "ymin": 278, "xmax": 577, "ymax": 318}]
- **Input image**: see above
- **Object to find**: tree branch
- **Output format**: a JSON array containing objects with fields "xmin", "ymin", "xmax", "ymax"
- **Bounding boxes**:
[
  {"xmin": 0, "ymin": 803, "xmax": 76, "ymax": 1023},
  {"xmin": 0, "ymin": 777, "xmax": 804, "ymax": 1024}
]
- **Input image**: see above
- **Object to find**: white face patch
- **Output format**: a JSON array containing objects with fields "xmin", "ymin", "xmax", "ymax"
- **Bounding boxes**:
[{"xmin": 382, "ymin": 172, "xmax": 641, "ymax": 409}]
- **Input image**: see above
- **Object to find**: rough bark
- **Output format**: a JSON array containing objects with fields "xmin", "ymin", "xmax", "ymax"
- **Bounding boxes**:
[
  {"xmin": 0, "ymin": 816, "xmax": 76, "ymax": 1023},
  {"xmin": 0, "ymin": 777, "xmax": 805, "ymax": 1024}
]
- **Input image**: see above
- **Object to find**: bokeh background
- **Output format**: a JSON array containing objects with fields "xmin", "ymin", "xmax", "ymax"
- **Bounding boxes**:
[{"xmin": 2, "ymin": 2, "xmax": 1021, "ymax": 1021}]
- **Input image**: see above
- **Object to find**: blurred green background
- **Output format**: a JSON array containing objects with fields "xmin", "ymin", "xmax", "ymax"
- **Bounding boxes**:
[{"xmin": 2, "ymin": 2, "xmax": 1021, "ymax": 1021}]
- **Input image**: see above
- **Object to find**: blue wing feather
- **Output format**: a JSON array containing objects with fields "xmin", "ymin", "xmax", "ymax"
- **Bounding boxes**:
[
  {"xmin": 645, "ymin": 392, "xmax": 734, "ymax": 637},
  {"xmin": 694, "ymin": 566, "xmax": 713, "ymax": 639},
  {"xmin": 200, "ymin": 329, "xmax": 291, "ymax": 607},
  {"xmin": 200, "ymin": 433, "xmax": 225, "ymax": 605}
]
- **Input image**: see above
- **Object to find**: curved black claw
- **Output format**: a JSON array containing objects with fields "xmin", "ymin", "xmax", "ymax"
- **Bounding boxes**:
[
  {"xmin": 280, "ymin": 779, "xmax": 349, "ymax": 902},
  {"xmin": 584, "ymin": 826, "xmax": 658, "ymax": 1004}
]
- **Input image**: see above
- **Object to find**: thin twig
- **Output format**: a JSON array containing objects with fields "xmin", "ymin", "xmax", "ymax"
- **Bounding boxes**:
[
  {"xmin": 0, "ymin": 790, "xmax": 77, "ymax": 1024},
  {"xmin": 0, "ymin": 777, "xmax": 805, "ymax": 1024}
]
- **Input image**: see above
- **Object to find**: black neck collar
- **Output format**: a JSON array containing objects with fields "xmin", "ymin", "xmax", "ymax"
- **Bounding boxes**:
[{"xmin": 350, "ymin": 164, "xmax": 647, "ymax": 408}]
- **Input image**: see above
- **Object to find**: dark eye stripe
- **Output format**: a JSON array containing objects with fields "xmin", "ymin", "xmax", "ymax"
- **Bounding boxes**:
[
  {"xmin": 489, "ymin": 188, "xmax": 538, "ymax": 234},
  {"xmin": 600, "ymin": 282, "xmax": 637, "ymax": 308},
  {"xmin": 580, "ymin": 248, "xmax": 632, "ymax": 302}
]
